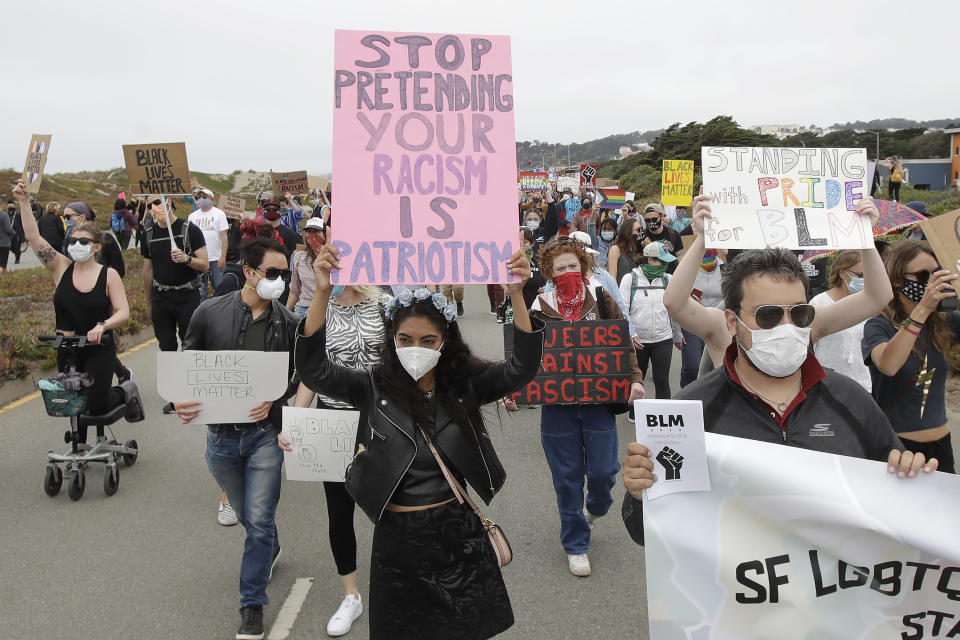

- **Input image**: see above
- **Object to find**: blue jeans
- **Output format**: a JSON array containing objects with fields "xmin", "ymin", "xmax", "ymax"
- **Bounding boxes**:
[
  {"xmin": 540, "ymin": 404, "xmax": 620, "ymax": 554},
  {"xmin": 206, "ymin": 424, "xmax": 283, "ymax": 608},
  {"xmin": 294, "ymin": 305, "xmax": 309, "ymax": 320},
  {"xmin": 680, "ymin": 329, "xmax": 706, "ymax": 388}
]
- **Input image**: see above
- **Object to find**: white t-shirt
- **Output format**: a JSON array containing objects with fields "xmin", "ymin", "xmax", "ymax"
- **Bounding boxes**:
[
  {"xmin": 187, "ymin": 206, "xmax": 229, "ymax": 261},
  {"xmin": 809, "ymin": 291, "xmax": 872, "ymax": 392}
]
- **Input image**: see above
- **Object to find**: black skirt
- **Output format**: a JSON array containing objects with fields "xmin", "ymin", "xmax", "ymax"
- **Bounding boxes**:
[{"xmin": 369, "ymin": 501, "xmax": 514, "ymax": 640}]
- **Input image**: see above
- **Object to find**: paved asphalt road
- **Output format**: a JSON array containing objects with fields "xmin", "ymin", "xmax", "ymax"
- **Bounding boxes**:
[{"xmin": 0, "ymin": 288, "xmax": 657, "ymax": 640}]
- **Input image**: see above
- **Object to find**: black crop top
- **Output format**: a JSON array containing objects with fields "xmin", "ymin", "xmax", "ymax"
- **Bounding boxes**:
[
  {"xmin": 389, "ymin": 397, "xmax": 460, "ymax": 507},
  {"xmin": 53, "ymin": 264, "xmax": 112, "ymax": 334}
]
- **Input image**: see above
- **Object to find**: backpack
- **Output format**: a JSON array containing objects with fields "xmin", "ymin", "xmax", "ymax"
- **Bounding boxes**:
[
  {"xmin": 630, "ymin": 272, "xmax": 670, "ymax": 307},
  {"xmin": 111, "ymin": 211, "xmax": 126, "ymax": 232},
  {"xmin": 146, "ymin": 219, "xmax": 194, "ymax": 257}
]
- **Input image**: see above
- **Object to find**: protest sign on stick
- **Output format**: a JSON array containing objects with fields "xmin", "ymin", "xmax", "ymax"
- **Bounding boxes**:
[
  {"xmin": 281, "ymin": 407, "xmax": 359, "ymax": 482},
  {"xmin": 661, "ymin": 159, "xmax": 694, "ymax": 206},
  {"xmin": 920, "ymin": 208, "xmax": 960, "ymax": 278},
  {"xmin": 271, "ymin": 171, "xmax": 309, "ymax": 195},
  {"xmin": 579, "ymin": 163, "xmax": 597, "ymax": 189},
  {"xmin": 519, "ymin": 171, "xmax": 549, "ymax": 191},
  {"xmin": 701, "ymin": 147, "xmax": 871, "ymax": 250},
  {"xmin": 332, "ymin": 30, "xmax": 518, "ymax": 285},
  {"xmin": 504, "ymin": 320, "xmax": 631, "ymax": 405},
  {"xmin": 218, "ymin": 195, "xmax": 246, "ymax": 219},
  {"xmin": 122, "ymin": 142, "xmax": 192, "ymax": 196},
  {"xmin": 156, "ymin": 351, "xmax": 288, "ymax": 425},
  {"xmin": 22, "ymin": 134, "xmax": 52, "ymax": 193},
  {"xmin": 643, "ymin": 432, "xmax": 960, "ymax": 640}
]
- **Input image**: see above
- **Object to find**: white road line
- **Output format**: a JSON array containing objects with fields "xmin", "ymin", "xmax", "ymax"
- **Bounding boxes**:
[{"xmin": 267, "ymin": 577, "xmax": 314, "ymax": 640}]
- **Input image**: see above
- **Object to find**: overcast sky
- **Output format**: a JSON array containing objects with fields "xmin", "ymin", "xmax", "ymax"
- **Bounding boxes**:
[{"xmin": 2, "ymin": 0, "xmax": 953, "ymax": 175}]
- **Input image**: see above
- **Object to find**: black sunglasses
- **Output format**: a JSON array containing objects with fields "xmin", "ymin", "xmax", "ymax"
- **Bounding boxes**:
[
  {"xmin": 150, "ymin": 199, "xmax": 163, "ymax": 207},
  {"xmin": 264, "ymin": 206, "xmax": 281, "ymax": 213},
  {"xmin": 67, "ymin": 237, "xmax": 96, "ymax": 246},
  {"xmin": 904, "ymin": 269, "xmax": 939, "ymax": 283},
  {"xmin": 254, "ymin": 267, "xmax": 292, "ymax": 282},
  {"xmin": 845, "ymin": 269, "xmax": 864, "ymax": 278},
  {"xmin": 644, "ymin": 216, "xmax": 661, "ymax": 223},
  {"xmin": 741, "ymin": 304, "xmax": 816, "ymax": 330}
]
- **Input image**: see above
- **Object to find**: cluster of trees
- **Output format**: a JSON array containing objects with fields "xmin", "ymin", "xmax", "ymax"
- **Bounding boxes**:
[{"xmin": 516, "ymin": 129, "xmax": 662, "ymax": 169}]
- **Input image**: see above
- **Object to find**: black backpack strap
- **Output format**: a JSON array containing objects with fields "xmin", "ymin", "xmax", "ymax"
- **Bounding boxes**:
[{"xmin": 595, "ymin": 286, "xmax": 609, "ymax": 320}]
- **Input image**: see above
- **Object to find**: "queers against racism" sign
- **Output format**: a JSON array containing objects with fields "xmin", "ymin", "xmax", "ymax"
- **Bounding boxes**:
[
  {"xmin": 332, "ymin": 30, "xmax": 518, "ymax": 285},
  {"xmin": 701, "ymin": 146, "xmax": 871, "ymax": 250}
]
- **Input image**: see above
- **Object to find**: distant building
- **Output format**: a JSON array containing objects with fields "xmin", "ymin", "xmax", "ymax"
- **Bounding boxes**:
[
  {"xmin": 945, "ymin": 128, "xmax": 960, "ymax": 191},
  {"xmin": 750, "ymin": 124, "xmax": 821, "ymax": 140}
]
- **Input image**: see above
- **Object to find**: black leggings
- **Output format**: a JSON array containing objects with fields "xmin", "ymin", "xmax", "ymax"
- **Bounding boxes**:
[
  {"xmin": 56, "ymin": 337, "xmax": 124, "ymax": 443},
  {"xmin": 899, "ymin": 433, "xmax": 955, "ymax": 474},
  {"xmin": 888, "ymin": 180, "xmax": 901, "ymax": 202},
  {"xmin": 324, "ymin": 481, "xmax": 358, "ymax": 575},
  {"xmin": 635, "ymin": 339, "xmax": 674, "ymax": 399}
]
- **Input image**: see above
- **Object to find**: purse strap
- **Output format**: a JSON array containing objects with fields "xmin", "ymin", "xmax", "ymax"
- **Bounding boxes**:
[{"xmin": 417, "ymin": 423, "xmax": 492, "ymax": 526}]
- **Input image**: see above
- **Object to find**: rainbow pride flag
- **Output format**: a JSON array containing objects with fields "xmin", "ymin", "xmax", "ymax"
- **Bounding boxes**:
[
  {"xmin": 30, "ymin": 140, "xmax": 46, "ymax": 154},
  {"xmin": 599, "ymin": 188, "xmax": 626, "ymax": 209}
]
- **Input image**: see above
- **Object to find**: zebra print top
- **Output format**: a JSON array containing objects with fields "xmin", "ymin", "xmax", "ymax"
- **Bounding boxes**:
[{"xmin": 315, "ymin": 295, "xmax": 386, "ymax": 409}]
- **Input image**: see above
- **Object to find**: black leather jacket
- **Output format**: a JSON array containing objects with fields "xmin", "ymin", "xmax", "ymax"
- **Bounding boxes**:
[
  {"xmin": 295, "ymin": 318, "xmax": 545, "ymax": 523},
  {"xmin": 183, "ymin": 291, "xmax": 300, "ymax": 426}
]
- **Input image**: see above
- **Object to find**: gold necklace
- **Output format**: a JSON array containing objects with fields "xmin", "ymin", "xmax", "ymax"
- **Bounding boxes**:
[{"xmin": 734, "ymin": 360, "xmax": 800, "ymax": 414}]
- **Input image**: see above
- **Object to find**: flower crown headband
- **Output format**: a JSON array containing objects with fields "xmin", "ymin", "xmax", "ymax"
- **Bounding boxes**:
[{"xmin": 384, "ymin": 288, "xmax": 458, "ymax": 324}]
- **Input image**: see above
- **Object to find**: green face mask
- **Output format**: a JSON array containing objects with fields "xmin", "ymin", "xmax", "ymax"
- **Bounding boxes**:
[{"xmin": 641, "ymin": 263, "xmax": 668, "ymax": 281}]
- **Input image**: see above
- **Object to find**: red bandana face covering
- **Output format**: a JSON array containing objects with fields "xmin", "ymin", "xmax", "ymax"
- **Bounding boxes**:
[
  {"xmin": 554, "ymin": 271, "xmax": 587, "ymax": 320},
  {"xmin": 306, "ymin": 234, "xmax": 325, "ymax": 253}
]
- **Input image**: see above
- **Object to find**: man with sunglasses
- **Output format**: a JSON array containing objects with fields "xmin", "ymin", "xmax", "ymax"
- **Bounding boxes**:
[
  {"xmin": 621, "ymin": 246, "xmax": 939, "ymax": 544},
  {"xmin": 141, "ymin": 196, "xmax": 208, "ymax": 413},
  {"xmin": 176, "ymin": 237, "xmax": 299, "ymax": 640},
  {"xmin": 259, "ymin": 196, "xmax": 300, "ymax": 254}
]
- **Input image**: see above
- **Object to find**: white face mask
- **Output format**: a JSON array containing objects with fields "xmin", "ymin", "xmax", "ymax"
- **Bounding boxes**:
[
  {"xmin": 600, "ymin": 231, "xmax": 615, "ymax": 242},
  {"xmin": 67, "ymin": 243, "xmax": 95, "ymax": 263},
  {"xmin": 395, "ymin": 340, "xmax": 443, "ymax": 381},
  {"xmin": 525, "ymin": 219, "xmax": 540, "ymax": 230},
  {"xmin": 255, "ymin": 274, "xmax": 286, "ymax": 300},
  {"xmin": 737, "ymin": 317, "xmax": 811, "ymax": 378},
  {"xmin": 197, "ymin": 197, "xmax": 213, "ymax": 209}
]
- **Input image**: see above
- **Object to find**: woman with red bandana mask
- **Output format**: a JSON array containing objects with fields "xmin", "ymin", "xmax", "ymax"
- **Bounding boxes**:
[
  {"xmin": 287, "ymin": 217, "xmax": 327, "ymax": 319},
  {"xmin": 528, "ymin": 237, "xmax": 645, "ymax": 578}
]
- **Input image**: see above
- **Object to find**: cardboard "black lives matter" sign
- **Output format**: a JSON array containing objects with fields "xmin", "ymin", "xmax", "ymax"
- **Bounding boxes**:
[
  {"xmin": 504, "ymin": 320, "xmax": 631, "ymax": 405},
  {"xmin": 122, "ymin": 142, "xmax": 192, "ymax": 195}
]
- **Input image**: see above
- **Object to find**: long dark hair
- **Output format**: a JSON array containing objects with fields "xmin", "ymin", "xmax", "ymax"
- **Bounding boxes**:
[
  {"xmin": 613, "ymin": 217, "xmax": 641, "ymax": 263},
  {"xmin": 375, "ymin": 299, "xmax": 493, "ymax": 442}
]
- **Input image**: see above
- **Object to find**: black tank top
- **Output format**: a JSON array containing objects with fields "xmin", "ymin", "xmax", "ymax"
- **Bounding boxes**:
[{"xmin": 53, "ymin": 263, "xmax": 112, "ymax": 334}]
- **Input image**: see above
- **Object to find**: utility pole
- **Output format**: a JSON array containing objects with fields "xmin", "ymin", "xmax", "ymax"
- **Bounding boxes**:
[{"xmin": 876, "ymin": 131, "xmax": 880, "ymax": 161}]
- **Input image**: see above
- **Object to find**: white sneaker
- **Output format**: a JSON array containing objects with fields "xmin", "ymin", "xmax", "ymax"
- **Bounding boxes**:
[
  {"xmin": 567, "ymin": 553, "xmax": 591, "ymax": 577},
  {"xmin": 327, "ymin": 594, "xmax": 363, "ymax": 636},
  {"xmin": 218, "ymin": 500, "xmax": 239, "ymax": 526}
]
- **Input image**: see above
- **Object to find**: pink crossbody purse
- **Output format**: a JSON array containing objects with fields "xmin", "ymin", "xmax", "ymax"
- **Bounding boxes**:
[{"xmin": 418, "ymin": 425, "xmax": 513, "ymax": 568}]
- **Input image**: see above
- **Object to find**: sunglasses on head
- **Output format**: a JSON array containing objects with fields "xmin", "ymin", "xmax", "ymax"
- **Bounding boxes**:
[
  {"xmin": 254, "ymin": 267, "xmax": 292, "ymax": 282},
  {"xmin": 67, "ymin": 237, "xmax": 96, "ymax": 246},
  {"xmin": 741, "ymin": 304, "xmax": 816, "ymax": 330}
]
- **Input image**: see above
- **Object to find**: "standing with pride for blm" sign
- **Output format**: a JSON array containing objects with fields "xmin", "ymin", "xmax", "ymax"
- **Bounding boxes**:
[
  {"xmin": 700, "ymin": 146, "xmax": 871, "ymax": 250},
  {"xmin": 332, "ymin": 30, "xmax": 518, "ymax": 285}
]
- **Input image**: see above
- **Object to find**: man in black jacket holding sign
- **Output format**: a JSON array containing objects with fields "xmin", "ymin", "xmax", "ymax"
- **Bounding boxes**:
[
  {"xmin": 175, "ymin": 237, "xmax": 299, "ymax": 640},
  {"xmin": 621, "ymin": 248, "xmax": 939, "ymax": 545}
]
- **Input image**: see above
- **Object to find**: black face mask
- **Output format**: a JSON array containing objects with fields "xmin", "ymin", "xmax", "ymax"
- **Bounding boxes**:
[
  {"xmin": 901, "ymin": 279, "xmax": 926, "ymax": 304},
  {"xmin": 582, "ymin": 200, "xmax": 592, "ymax": 209},
  {"xmin": 645, "ymin": 218, "xmax": 662, "ymax": 231}
]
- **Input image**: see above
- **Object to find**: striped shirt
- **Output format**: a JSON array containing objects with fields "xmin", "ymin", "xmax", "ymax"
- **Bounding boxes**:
[{"xmin": 315, "ymin": 296, "xmax": 386, "ymax": 409}]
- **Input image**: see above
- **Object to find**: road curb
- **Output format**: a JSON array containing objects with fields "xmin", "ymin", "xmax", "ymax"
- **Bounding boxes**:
[{"xmin": 0, "ymin": 328, "xmax": 157, "ymax": 413}]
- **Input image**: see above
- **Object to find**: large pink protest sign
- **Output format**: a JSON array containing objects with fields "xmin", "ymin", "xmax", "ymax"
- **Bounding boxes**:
[{"xmin": 332, "ymin": 30, "xmax": 517, "ymax": 285}]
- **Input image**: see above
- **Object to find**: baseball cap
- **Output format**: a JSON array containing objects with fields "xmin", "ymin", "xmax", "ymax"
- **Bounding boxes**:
[
  {"xmin": 642, "ymin": 241, "xmax": 676, "ymax": 262},
  {"xmin": 304, "ymin": 217, "xmax": 325, "ymax": 232},
  {"xmin": 643, "ymin": 203, "xmax": 663, "ymax": 215},
  {"xmin": 569, "ymin": 231, "xmax": 599, "ymax": 255},
  {"xmin": 196, "ymin": 188, "xmax": 214, "ymax": 198}
]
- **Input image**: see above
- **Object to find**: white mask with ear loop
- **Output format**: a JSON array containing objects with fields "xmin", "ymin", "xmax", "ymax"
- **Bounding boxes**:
[
  {"xmin": 395, "ymin": 339, "xmax": 443, "ymax": 381},
  {"xmin": 736, "ymin": 317, "xmax": 811, "ymax": 378}
]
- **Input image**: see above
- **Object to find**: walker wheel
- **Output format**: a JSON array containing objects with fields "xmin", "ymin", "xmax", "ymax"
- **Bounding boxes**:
[
  {"xmin": 103, "ymin": 464, "xmax": 119, "ymax": 497},
  {"xmin": 122, "ymin": 439, "xmax": 138, "ymax": 467},
  {"xmin": 64, "ymin": 430, "xmax": 72, "ymax": 444},
  {"xmin": 44, "ymin": 465, "xmax": 63, "ymax": 497},
  {"xmin": 67, "ymin": 468, "xmax": 85, "ymax": 501}
]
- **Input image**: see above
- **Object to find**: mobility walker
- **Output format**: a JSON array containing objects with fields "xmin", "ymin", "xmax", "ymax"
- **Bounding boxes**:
[{"xmin": 37, "ymin": 334, "xmax": 145, "ymax": 501}]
